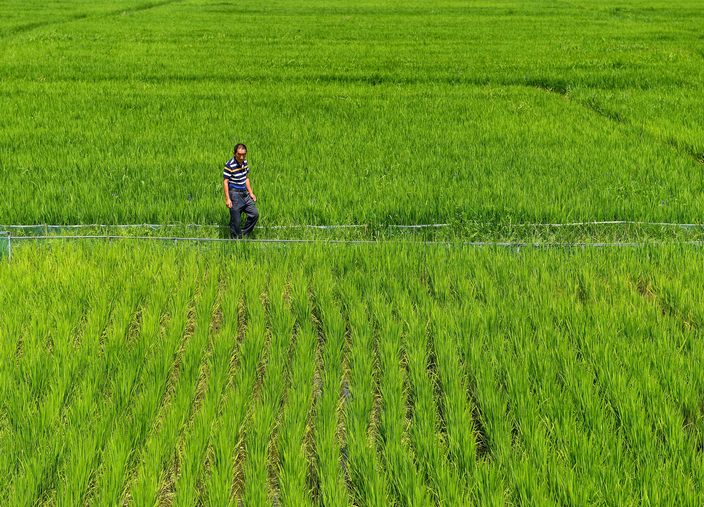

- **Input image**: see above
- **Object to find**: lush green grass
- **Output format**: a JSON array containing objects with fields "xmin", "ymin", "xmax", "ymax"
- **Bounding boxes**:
[
  {"xmin": 1, "ymin": 241, "xmax": 704, "ymax": 503},
  {"xmin": 2, "ymin": 1, "xmax": 704, "ymax": 503},
  {"xmin": 1, "ymin": 0, "xmax": 703, "ymax": 232}
]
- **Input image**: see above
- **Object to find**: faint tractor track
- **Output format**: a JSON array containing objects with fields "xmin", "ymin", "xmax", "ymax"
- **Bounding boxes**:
[
  {"xmin": 0, "ymin": 0, "xmax": 186, "ymax": 39},
  {"xmin": 527, "ymin": 80, "xmax": 704, "ymax": 166}
]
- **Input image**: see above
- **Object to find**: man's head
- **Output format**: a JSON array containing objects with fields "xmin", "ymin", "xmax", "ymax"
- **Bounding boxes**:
[{"xmin": 234, "ymin": 143, "xmax": 247, "ymax": 163}]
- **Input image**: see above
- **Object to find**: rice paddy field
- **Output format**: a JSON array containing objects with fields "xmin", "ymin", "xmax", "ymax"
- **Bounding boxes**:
[
  {"xmin": 1, "ymin": 243, "xmax": 704, "ymax": 505},
  {"xmin": 1, "ymin": 0, "xmax": 703, "ymax": 231},
  {"xmin": 2, "ymin": 0, "xmax": 704, "ymax": 505}
]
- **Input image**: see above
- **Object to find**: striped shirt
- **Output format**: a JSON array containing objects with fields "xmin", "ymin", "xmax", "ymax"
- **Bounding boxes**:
[{"xmin": 223, "ymin": 157, "xmax": 249, "ymax": 190}]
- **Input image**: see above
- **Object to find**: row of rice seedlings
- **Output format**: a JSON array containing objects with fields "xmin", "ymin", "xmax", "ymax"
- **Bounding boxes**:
[
  {"xmin": 426, "ymin": 304, "xmax": 478, "ymax": 488},
  {"xmin": 128, "ymin": 262, "xmax": 219, "ymax": 504},
  {"xmin": 52, "ymin": 257, "xmax": 171, "ymax": 506},
  {"xmin": 89, "ymin": 254, "xmax": 198, "ymax": 504},
  {"xmin": 202, "ymin": 269, "xmax": 268, "ymax": 505},
  {"xmin": 341, "ymin": 278, "xmax": 389, "ymax": 506},
  {"xmin": 401, "ymin": 279, "xmax": 470, "ymax": 505},
  {"xmin": 423, "ymin": 266, "xmax": 481, "ymax": 487},
  {"xmin": 548, "ymin": 330, "xmax": 623, "ymax": 504},
  {"xmin": 451, "ymin": 272, "xmax": 513, "ymax": 504},
  {"xmin": 0, "ymin": 251, "xmax": 81, "ymax": 496},
  {"xmin": 241, "ymin": 270, "xmax": 293, "ymax": 506},
  {"xmin": 499, "ymin": 306, "xmax": 563, "ymax": 505},
  {"xmin": 46, "ymin": 254, "xmax": 170, "ymax": 505},
  {"xmin": 4, "ymin": 249, "xmax": 149, "ymax": 503},
  {"xmin": 171, "ymin": 265, "xmax": 239, "ymax": 506},
  {"xmin": 370, "ymin": 292, "xmax": 430, "ymax": 506},
  {"xmin": 310, "ymin": 269, "xmax": 350, "ymax": 507},
  {"xmin": 275, "ymin": 271, "xmax": 317, "ymax": 506}
]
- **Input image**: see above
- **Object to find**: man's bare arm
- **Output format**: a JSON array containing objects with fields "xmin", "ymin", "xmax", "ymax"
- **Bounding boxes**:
[
  {"xmin": 246, "ymin": 177, "xmax": 256, "ymax": 201},
  {"xmin": 224, "ymin": 178, "xmax": 232, "ymax": 208}
]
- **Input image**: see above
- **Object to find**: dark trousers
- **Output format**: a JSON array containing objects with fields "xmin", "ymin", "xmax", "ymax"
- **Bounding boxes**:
[{"xmin": 229, "ymin": 189, "xmax": 259, "ymax": 238}]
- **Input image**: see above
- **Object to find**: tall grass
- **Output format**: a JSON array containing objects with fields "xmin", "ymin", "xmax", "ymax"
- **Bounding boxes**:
[
  {"xmin": 310, "ymin": 269, "xmax": 350, "ymax": 507},
  {"xmin": 1, "ymin": 0, "xmax": 703, "ymax": 233},
  {"xmin": 242, "ymin": 270, "xmax": 292, "ymax": 506},
  {"xmin": 3, "ymin": 241, "xmax": 704, "ymax": 503},
  {"xmin": 202, "ymin": 268, "xmax": 268, "ymax": 505},
  {"xmin": 276, "ymin": 271, "xmax": 317, "ymax": 506}
]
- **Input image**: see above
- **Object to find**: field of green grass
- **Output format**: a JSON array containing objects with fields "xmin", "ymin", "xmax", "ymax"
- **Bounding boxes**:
[
  {"xmin": 2, "ymin": 0, "xmax": 704, "ymax": 504},
  {"xmin": 1, "ymin": 0, "xmax": 703, "ymax": 232},
  {"xmin": 2, "ymin": 242, "xmax": 704, "ymax": 505}
]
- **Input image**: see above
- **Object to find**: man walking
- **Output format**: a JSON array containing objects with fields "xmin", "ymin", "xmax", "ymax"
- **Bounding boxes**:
[{"xmin": 223, "ymin": 143, "xmax": 259, "ymax": 238}]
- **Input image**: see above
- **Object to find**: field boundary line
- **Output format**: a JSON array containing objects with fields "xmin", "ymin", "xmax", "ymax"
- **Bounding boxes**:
[
  {"xmin": 512, "ymin": 220, "xmax": 704, "ymax": 228},
  {"xmin": 8, "ymin": 234, "xmax": 704, "ymax": 249},
  {"xmin": 0, "ymin": 223, "xmax": 450, "ymax": 230},
  {"xmin": 2, "ymin": 221, "xmax": 703, "ymax": 230}
]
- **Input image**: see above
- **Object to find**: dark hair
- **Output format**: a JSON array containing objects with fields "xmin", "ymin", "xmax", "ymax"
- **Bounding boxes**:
[{"xmin": 234, "ymin": 143, "xmax": 247, "ymax": 154}]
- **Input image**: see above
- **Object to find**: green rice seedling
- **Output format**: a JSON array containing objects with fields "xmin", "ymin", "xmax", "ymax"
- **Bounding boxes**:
[
  {"xmin": 5, "ymin": 249, "xmax": 148, "ymax": 504},
  {"xmin": 424, "ymin": 264, "xmax": 480, "ymax": 487},
  {"xmin": 202, "ymin": 269, "xmax": 268, "ymax": 506},
  {"xmin": 400, "ymin": 284, "xmax": 469, "ymax": 505},
  {"xmin": 523, "ymin": 311, "xmax": 599, "ymax": 504},
  {"xmin": 427, "ymin": 303, "xmax": 477, "ymax": 489},
  {"xmin": 310, "ymin": 269, "xmax": 350, "ymax": 507},
  {"xmin": 370, "ymin": 293, "xmax": 430, "ymax": 506},
  {"xmin": 452, "ymin": 273, "xmax": 512, "ymax": 505},
  {"xmin": 172, "ymin": 265, "xmax": 242, "ymax": 507},
  {"xmin": 128, "ymin": 262, "xmax": 218, "ymax": 505},
  {"xmin": 341, "ymin": 281, "xmax": 389, "ymax": 507},
  {"xmin": 276, "ymin": 271, "xmax": 317, "ymax": 506},
  {"xmin": 502, "ymin": 334, "xmax": 556, "ymax": 504},
  {"xmin": 242, "ymin": 270, "xmax": 293, "ymax": 506},
  {"xmin": 91, "ymin": 252, "xmax": 197, "ymax": 505}
]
